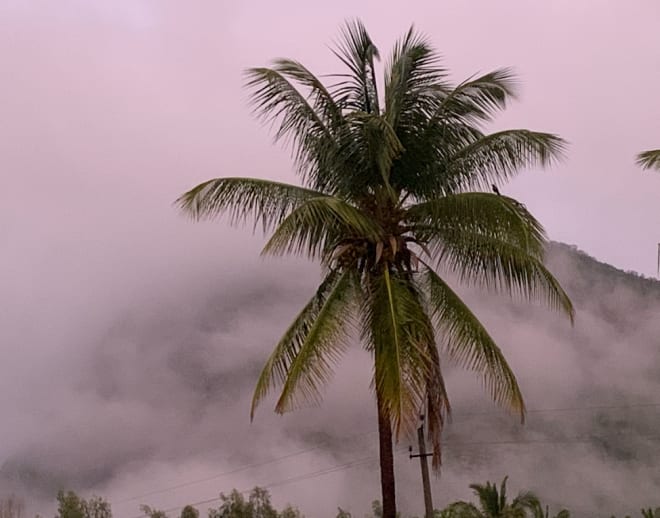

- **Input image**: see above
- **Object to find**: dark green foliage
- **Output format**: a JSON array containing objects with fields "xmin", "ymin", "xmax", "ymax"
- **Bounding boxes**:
[
  {"xmin": 180, "ymin": 506, "xmax": 199, "ymax": 518},
  {"xmin": 139, "ymin": 505, "xmax": 168, "ymax": 518},
  {"xmin": 440, "ymin": 477, "xmax": 540, "ymax": 518},
  {"xmin": 207, "ymin": 487, "xmax": 303, "ymax": 518},
  {"xmin": 55, "ymin": 492, "xmax": 111, "ymax": 518}
]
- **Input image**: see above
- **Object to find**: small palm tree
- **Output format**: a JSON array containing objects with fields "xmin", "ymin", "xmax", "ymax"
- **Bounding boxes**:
[
  {"xmin": 530, "ymin": 502, "xmax": 569, "ymax": 518},
  {"xmin": 177, "ymin": 20, "xmax": 573, "ymax": 518},
  {"xmin": 441, "ymin": 477, "xmax": 540, "ymax": 518},
  {"xmin": 636, "ymin": 150, "xmax": 660, "ymax": 171}
]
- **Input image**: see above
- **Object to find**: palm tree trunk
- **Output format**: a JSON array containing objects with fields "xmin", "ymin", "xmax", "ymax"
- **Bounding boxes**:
[{"xmin": 377, "ymin": 396, "xmax": 397, "ymax": 518}]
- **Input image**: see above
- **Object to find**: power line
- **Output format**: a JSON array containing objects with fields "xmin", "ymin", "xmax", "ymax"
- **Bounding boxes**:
[
  {"xmin": 116, "ymin": 445, "xmax": 326, "ymax": 504},
  {"xmin": 125, "ymin": 432, "xmax": 660, "ymax": 518},
  {"xmin": 115, "ymin": 401, "xmax": 660, "ymax": 508},
  {"xmin": 452, "ymin": 401, "xmax": 660, "ymax": 419},
  {"xmin": 116, "ymin": 428, "xmax": 379, "ymax": 505},
  {"xmin": 127, "ymin": 450, "xmax": 394, "ymax": 518}
]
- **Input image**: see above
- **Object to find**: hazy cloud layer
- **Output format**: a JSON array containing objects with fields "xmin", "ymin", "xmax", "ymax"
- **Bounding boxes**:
[{"xmin": 3, "ymin": 2, "xmax": 660, "ymax": 517}]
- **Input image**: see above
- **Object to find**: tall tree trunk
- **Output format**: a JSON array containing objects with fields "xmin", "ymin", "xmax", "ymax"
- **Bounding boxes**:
[{"xmin": 377, "ymin": 396, "xmax": 397, "ymax": 518}]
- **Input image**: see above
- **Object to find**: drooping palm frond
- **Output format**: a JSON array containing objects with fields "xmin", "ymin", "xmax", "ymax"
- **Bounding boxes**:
[
  {"xmin": 423, "ymin": 265, "xmax": 525, "ymax": 418},
  {"xmin": 274, "ymin": 268, "xmax": 358, "ymax": 413},
  {"xmin": 176, "ymin": 177, "xmax": 323, "ymax": 231},
  {"xmin": 250, "ymin": 268, "xmax": 355, "ymax": 418},
  {"xmin": 430, "ymin": 232, "xmax": 574, "ymax": 321},
  {"xmin": 244, "ymin": 66, "xmax": 347, "ymax": 193},
  {"xmin": 433, "ymin": 68, "xmax": 518, "ymax": 125},
  {"xmin": 405, "ymin": 192, "xmax": 546, "ymax": 258},
  {"xmin": 269, "ymin": 58, "xmax": 344, "ymax": 126},
  {"xmin": 636, "ymin": 149, "xmax": 660, "ymax": 171},
  {"xmin": 361, "ymin": 268, "xmax": 436, "ymax": 437},
  {"xmin": 446, "ymin": 130, "xmax": 567, "ymax": 192},
  {"xmin": 510, "ymin": 492, "xmax": 542, "ymax": 516},
  {"xmin": 261, "ymin": 196, "xmax": 383, "ymax": 260},
  {"xmin": 424, "ymin": 335, "xmax": 451, "ymax": 470},
  {"xmin": 331, "ymin": 19, "xmax": 381, "ymax": 114}
]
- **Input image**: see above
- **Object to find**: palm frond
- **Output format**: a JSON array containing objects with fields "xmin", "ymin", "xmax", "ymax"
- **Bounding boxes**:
[
  {"xmin": 446, "ymin": 130, "xmax": 567, "ymax": 191},
  {"xmin": 434, "ymin": 68, "xmax": 518, "ymax": 124},
  {"xmin": 361, "ymin": 269, "xmax": 435, "ymax": 437},
  {"xmin": 244, "ymin": 66, "xmax": 344, "ymax": 192},
  {"xmin": 274, "ymin": 268, "xmax": 357, "ymax": 413},
  {"xmin": 406, "ymin": 192, "xmax": 547, "ymax": 258},
  {"xmin": 430, "ymin": 231, "xmax": 574, "ymax": 322},
  {"xmin": 636, "ymin": 149, "xmax": 660, "ymax": 171},
  {"xmin": 349, "ymin": 112, "xmax": 404, "ymax": 189},
  {"xmin": 390, "ymin": 121, "xmax": 484, "ymax": 199},
  {"xmin": 250, "ymin": 269, "xmax": 354, "ymax": 418},
  {"xmin": 330, "ymin": 19, "xmax": 381, "ymax": 114},
  {"xmin": 423, "ymin": 265, "xmax": 525, "ymax": 418},
  {"xmin": 176, "ymin": 177, "xmax": 323, "ymax": 231},
  {"xmin": 440, "ymin": 502, "xmax": 482, "ymax": 518},
  {"xmin": 511, "ymin": 491, "xmax": 541, "ymax": 513},
  {"xmin": 270, "ymin": 58, "xmax": 344, "ymax": 125},
  {"xmin": 425, "ymin": 333, "xmax": 451, "ymax": 471},
  {"xmin": 261, "ymin": 196, "xmax": 383, "ymax": 260},
  {"xmin": 470, "ymin": 479, "xmax": 503, "ymax": 517},
  {"xmin": 384, "ymin": 26, "xmax": 448, "ymax": 131}
]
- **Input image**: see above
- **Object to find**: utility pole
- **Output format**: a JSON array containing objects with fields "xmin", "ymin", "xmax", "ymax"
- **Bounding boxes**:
[{"xmin": 408, "ymin": 415, "xmax": 434, "ymax": 518}]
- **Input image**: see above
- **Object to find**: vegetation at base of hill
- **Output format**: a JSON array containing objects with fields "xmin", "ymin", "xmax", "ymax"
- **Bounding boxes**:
[{"xmin": 1, "ymin": 478, "xmax": 658, "ymax": 518}]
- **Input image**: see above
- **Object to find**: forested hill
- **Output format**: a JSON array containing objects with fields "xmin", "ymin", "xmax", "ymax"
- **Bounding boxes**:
[{"xmin": 2, "ymin": 242, "xmax": 659, "ymax": 517}]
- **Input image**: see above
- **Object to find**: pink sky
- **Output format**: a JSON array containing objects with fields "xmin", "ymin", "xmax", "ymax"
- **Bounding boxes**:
[{"xmin": 3, "ymin": 0, "xmax": 660, "ymax": 278}]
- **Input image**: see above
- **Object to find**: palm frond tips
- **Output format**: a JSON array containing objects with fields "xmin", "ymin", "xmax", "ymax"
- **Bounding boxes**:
[
  {"xmin": 430, "ymin": 232, "xmax": 574, "ymax": 322},
  {"xmin": 636, "ymin": 149, "xmax": 660, "ymax": 171},
  {"xmin": 406, "ymin": 191, "xmax": 547, "ymax": 258},
  {"xmin": 423, "ymin": 264, "xmax": 526, "ymax": 419},
  {"xmin": 270, "ymin": 58, "xmax": 344, "ymax": 126},
  {"xmin": 244, "ymin": 67, "xmax": 344, "ymax": 191},
  {"xmin": 446, "ymin": 130, "xmax": 567, "ymax": 191},
  {"xmin": 384, "ymin": 26, "xmax": 448, "ymax": 131},
  {"xmin": 274, "ymin": 269, "xmax": 358, "ymax": 413},
  {"xmin": 175, "ymin": 177, "xmax": 323, "ymax": 229},
  {"xmin": 424, "ymin": 334, "xmax": 450, "ymax": 471},
  {"xmin": 250, "ymin": 268, "xmax": 355, "ymax": 418},
  {"xmin": 434, "ymin": 68, "xmax": 519, "ymax": 124},
  {"xmin": 330, "ymin": 19, "xmax": 380, "ymax": 114}
]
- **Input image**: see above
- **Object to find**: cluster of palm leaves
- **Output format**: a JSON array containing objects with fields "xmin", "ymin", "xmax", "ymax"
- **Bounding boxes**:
[
  {"xmin": 636, "ymin": 150, "xmax": 660, "ymax": 171},
  {"xmin": 438, "ymin": 477, "xmax": 568, "ymax": 518},
  {"xmin": 178, "ymin": 20, "xmax": 577, "ymax": 518}
]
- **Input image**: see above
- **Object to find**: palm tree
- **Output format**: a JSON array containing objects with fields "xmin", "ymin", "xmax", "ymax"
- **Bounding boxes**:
[
  {"xmin": 636, "ymin": 150, "xmax": 660, "ymax": 171},
  {"xmin": 530, "ymin": 502, "xmax": 569, "ymax": 518},
  {"xmin": 177, "ymin": 20, "xmax": 574, "ymax": 518},
  {"xmin": 441, "ymin": 477, "xmax": 540, "ymax": 518}
]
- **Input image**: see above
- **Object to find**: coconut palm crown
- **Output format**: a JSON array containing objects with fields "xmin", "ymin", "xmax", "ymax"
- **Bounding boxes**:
[
  {"xmin": 177, "ymin": 20, "xmax": 574, "ymax": 518},
  {"xmin": 441, "ymin": 477, "xmax": 544, "ymax": 518}
]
